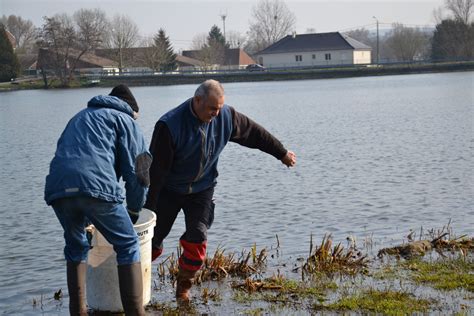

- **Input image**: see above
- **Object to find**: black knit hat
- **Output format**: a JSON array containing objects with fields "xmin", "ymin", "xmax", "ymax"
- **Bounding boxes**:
[{"xmin": 109, "ymin": 84, "xmax": 139, "ymax": 112}]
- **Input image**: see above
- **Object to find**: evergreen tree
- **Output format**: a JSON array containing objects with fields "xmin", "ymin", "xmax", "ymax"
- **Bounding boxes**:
[
  {"xmin": 431, "ymin": 19, "xmax": 474, "ymax": 61},
  {"xmin": 0, "ymin": 24, "xmax": 20, "ymax": 82},
  {"xmin": 207, "ymin": 25, "xmax": 229, "ymax": 48},
  {"xmin": 153, "ymin": 28, "xmax": 177, "ymax": 72}
]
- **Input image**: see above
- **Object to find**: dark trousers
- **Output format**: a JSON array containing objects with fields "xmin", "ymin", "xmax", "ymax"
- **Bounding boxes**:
[{"xmin": 152, "ymin": 186, "xmax": 215, "ymax": 271}]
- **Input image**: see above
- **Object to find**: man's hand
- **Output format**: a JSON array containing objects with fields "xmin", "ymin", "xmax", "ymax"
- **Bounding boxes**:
[{"xmin": 281, "ymin": 150, "xmax": 296, "ymax": 167}]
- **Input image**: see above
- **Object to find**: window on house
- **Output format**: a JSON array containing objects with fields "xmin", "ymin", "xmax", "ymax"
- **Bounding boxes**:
[
  {"xmin": 325, "ymin": 53, "xmax": 331, "ymax": 60},
  {"xmin": 295, "ymin": 55, "xmax": 302, "ymax": 62},
  {"xmin": 312, "ymin": 54, "xmax": 316, "ymax": 59}
]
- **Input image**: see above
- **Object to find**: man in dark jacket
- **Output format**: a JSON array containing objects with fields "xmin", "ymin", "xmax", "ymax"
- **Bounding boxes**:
[
  {"xmin": 45, "ymin": 85, "xmax": 151, "ymax": 315},
  {"xmin": 144, "ymin": 79, "xmax": 296, "ymax": 302}
]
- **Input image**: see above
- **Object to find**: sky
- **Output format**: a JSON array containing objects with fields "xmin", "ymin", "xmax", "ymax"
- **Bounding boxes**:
[{"xmin": 1, "ymin": 0, "xmax": 445, "ymax": 51}]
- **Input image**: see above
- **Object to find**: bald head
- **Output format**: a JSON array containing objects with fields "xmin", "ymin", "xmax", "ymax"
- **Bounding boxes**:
[
  {"xmin": 192, "ymin": 80, "xmax": 225, "ymax": 123},
  {"xmin": 194, "ymin": 79, "xmax": 224, "ymax": 101}
]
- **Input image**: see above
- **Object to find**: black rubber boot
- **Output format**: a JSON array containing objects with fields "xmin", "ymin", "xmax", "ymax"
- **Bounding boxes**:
[
  {"xmin": 66, "ymin": 261, "xmax": 88, "ymax": 316},
  {"xmin": 117, "ymin": 262, "xmax": 145, "ymax": 316}
]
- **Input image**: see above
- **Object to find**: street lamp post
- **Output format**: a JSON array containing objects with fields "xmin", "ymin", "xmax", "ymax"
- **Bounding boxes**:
[{"xmin": 372, "ymin": 16, "xmax": 379, "ymax": 65}]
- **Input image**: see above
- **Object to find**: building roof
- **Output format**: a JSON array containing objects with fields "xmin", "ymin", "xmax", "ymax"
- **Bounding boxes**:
[
  {"xmin": 96, "ymin": 47, "xmax": 149, "ymax": 68},
  {"xmin": 5, "ymin": 30, "xmax": 16, "ymax": 49},
  {"xmin": 258, "ymin": 32, "xmax": 372, "ymax": 55},
  {"xmin": 223, "ymin": 48, "xmax": 255, "ymax": 65},
  {"xmin": 182, "ymin": 48, "xmax": 255, "ymax": 66},
  {"xmin": 37, "ymin": 48, "xmax": 117, "ymax": 70},
  {"xmin": 97, "ymin": 47, "xmax": 206, "ymax": 69},
  {"xmin": 17, "ymin": 53, "xmax": 37, "ymax": 70},
  {"xmin": 176, "ymin": 55, "xmax": 204, "ymax": 67}
]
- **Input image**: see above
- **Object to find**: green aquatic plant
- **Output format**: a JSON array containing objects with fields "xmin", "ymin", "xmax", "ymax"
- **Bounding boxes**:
[
  {"xmin": 403, "ymin": 257, "xmax": 474, "ymax": 292},
  {"xmin": 231, "ymin": 272, "xmax": 329, "ymax": 312},
  {"xmin": 313, "ymin": 288, "xmax": 433, "ymax": 315},
  {"xmin": 146, "ymin": 300, "xmax": 198, "ymax": 315}
]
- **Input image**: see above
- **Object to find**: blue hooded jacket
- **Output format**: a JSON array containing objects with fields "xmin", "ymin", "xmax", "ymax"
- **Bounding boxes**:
[{"xmin": 44, "ymin": 95, "xmax": 151, "ymax": 211}]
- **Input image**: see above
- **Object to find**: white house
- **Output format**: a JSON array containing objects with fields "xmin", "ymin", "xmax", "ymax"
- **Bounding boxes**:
[{"xmin": 256, "ymin": 32, "xmax": 372, "ymax": 68}]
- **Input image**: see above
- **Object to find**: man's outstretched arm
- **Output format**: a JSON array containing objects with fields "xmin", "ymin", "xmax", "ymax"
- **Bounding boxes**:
[{"xmin": 229, "ymin": 107, "xmax": 296, "ymax": 167}]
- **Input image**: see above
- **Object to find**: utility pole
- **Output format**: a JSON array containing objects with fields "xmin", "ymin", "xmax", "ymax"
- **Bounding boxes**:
[
  {"xmin": 372, "ymin": 16, "xmax": 379, "ymax": 65},
  {"xmin": 220, "ymin": 12, "xmax": 227, "ymax": 42}
]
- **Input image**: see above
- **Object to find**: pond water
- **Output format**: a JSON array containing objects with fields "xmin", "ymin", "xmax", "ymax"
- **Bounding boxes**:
[{"xmin": 0, "ymin": 72, "xmax": 472, "ymax": 314}]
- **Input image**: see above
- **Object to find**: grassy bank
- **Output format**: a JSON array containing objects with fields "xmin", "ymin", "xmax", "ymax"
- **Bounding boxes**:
[{"xmin": 1, "ymin": 61, "xmax": 473, "ymax": 92}]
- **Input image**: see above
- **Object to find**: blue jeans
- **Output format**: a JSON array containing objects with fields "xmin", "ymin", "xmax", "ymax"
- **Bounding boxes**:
[{"xmin": 52, "ymin": 196, "xmax": 140, "ymax": 265}]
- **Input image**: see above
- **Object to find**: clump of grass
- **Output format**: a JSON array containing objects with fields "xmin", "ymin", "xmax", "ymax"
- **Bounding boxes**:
[
  {"xmin": 378, "ymin": 240, "xmax": 433, "ymax": 259},
  {"xmin": 402, "ymin": 257, "xmax": 474, "ymax": 292},
  {"xmin": 303, "ymin": 234, "xmax": 369, "ymax": 276},
  {"xmin": 378, "ymin": 222, "xmax": 473, "ymax": 259},
  {"xmin": 146, "ymin": 301, "xmax": 198, "ymax": 315},
  {"xmin": 196, "ymin": 245, "xmax": 267, "ymax": 283},
  {"xmin": 241, "ymin": 307, "xmax": 265, "ymax": 315},
  {"xmin": 427, "ymin": 221, "xmax": 474, "ymax": 256},
  {"xmin": 157, "ymin": 245, "xmax": 267, "ymax": 283},
  {"xmin": 231, "ymin": 276, "xmax": 283, "ymax": 293},
  {"xmin": 201, "ymin": 287, "xmax": 221, "ymax": 303},
  {"xmin": 157, "ymin": 249, "xmax": 180, "ymax": 281},
  {"xmin": 231, "ymin": 271, "xmax": 329, "ymax": 306},
  {"xmin": 432, "ymin": 235, "xmax": 474, "ymax": 256},
  {"xmin": 313, "ymin": 288, "xmax": 433, "ymax": 315}
]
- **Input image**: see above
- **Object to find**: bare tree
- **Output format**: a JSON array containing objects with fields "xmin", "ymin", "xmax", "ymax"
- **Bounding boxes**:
[
  {"xmin": 246, "ymin": 0, "xmax": 296, "ymax": 54},
  {"xmin": 344, "ymin": 28, "xmax": 381, "ymax": 62},
  {"xmin": 194, "ymin": 45, "xmax": 224, "ymax": 71},
  {"xmin": 445, "ymin": 0, "xmax": 473, "ymax": 24},
  {"xmin": 432, "ymin": 7, "xmax": 446, "ymax": 24},
  {"xmin": 191, "ymin": 33, "xmax": 208, "ymax": 50},
  {"xmin": 106, "ymin": 14, "xmax": 139, "ymax": 72},
  {"xmin": 37, "ymin": 14, "xmax": 77, "ymax": 86},
  {"xmin": 74, "ymin": 8, "xmax": 108, "ymax": 50},
  {"xmin": 139, "ymin": 37, "xmax": 159, "ymax": 71},
  {"xmin": 344, "ymin": 28, "xmax": 373, "ymax": 46},
  {"xmin": 37, "ymin": 9, "xmax": 110, "ymax": 86},
  {"xmin": 0, "ymin": 14, "xmax": 37, "ymax": 53},
  {"xmin": 385, "ymin": 23, "xmax": 431, "ymax": 61},
  {"xmin": 226, "ymin": 30, "xmax": 247, "ymax": 48},
  {"xmin": 69, "ymin": 9, "xmax": 109, "ymax": 81},
  {"xmin": 189, "ymin": 29, "xmax": 227, "ymax": 70}
]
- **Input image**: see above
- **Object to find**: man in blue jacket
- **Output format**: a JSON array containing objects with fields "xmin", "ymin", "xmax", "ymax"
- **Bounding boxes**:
[
  {"xmin": 45, "ymin": 84, "xmax": 151, "ymax": 316},
  {"xmin": 144, "ymin": 79, "xmax": 296, "ymax": 302}
]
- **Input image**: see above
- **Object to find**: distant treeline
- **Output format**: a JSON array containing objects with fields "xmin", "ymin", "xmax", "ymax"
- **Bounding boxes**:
[{"xmin": 0, "ymin": 0, "xmax": 473, "ymax": 84}]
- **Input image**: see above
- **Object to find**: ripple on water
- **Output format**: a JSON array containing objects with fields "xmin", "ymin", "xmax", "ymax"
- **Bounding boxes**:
[{"xmin": 2, "ymin": 73, "xmax": 473, "ymax": 313}]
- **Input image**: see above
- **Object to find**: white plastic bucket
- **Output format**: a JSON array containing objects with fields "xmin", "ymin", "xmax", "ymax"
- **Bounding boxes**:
[{"xmin": 86, "ymin": 208, "xmax": 156, "ymax": 312}]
